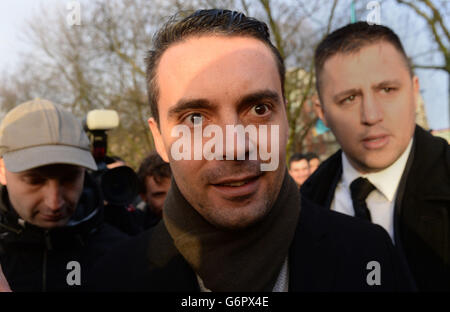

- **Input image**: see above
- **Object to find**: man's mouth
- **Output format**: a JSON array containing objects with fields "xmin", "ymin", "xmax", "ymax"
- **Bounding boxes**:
[
  {"xmin": 211, "ymin": 173, "xmax": 263, "ymax": 199},
  {"xmin": 216, "ymin": 175, "xmax": 260, "ymax": 187},
  {"xmin": 362, "ymin": 134, "xmax": 389, "ymax": 149},
  {"xmin": 41, "ymin": 215, "xmax": 62, "ymax": 222},
  {"xmin": 41, "ymin": 212, "xmax": 64, "ymax": 222}
]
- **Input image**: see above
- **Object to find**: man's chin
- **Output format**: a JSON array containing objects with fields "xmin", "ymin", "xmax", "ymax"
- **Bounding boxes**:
[
  {"xmin": 35, "ymin": 218, "xmax": 69, "ymax": 229},
  {"xmin": 354, "ymin": 154, "xmax": 400, "ymax": 173},
  {"xmin": 200, "ymin": 198, "xmax": 271, "ymax": 231}
]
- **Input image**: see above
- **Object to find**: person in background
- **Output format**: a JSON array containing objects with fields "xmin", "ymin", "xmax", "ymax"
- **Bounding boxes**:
[
  {"xmin": 0, "ymin": 99, "xmax": 127, "ymax": 291},
  {"xmin": 288, "ymin": 153, "xmax": 310, "ymax": 188},
  {"xmin": 137, "ymin": 152, "xmax": 171, "ymax": 228},
  {"xmin": 302, "ymin": 21, "xmax": 450, "ymax": 290},
  {"xmin": 305, "ymin": 152, "xmax": 321, "ymax": 174}
]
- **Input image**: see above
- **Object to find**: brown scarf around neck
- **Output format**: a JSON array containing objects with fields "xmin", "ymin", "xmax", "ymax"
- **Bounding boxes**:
[{"xmin": 163, "ymin": 170, "xmax": 301, "ymax": 291}]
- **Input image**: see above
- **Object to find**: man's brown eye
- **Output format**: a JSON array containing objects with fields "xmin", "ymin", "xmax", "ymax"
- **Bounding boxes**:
[
  {"xmin": 340, "ymin": 95, "xmax": 356, "ymax": 105},
  {"xmin": 253, "ymin": 104, "xmax": 269, "ymax": 115}
]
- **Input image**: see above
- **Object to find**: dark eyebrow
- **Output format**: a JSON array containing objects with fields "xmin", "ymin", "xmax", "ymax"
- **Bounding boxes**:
[
  {"xmin": 374, "ymin": 80, "xmax": 402, "ymax": 89},
  {"xmin": 236, "ymin": 90, "xmax": 281, "ymax": 111},
  {"xmin": 332, "ymin": 88, "xmax": 361, "ymax": 103},
  {"xmin": 167, "ymin": 90, "xmax": 281, "ymax": 120},
  {"xmin": 167, "ymin": 99, "xmax": 218, "ymax": 120}
]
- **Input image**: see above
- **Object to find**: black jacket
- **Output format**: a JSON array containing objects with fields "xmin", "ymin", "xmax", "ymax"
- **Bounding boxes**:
[
  {"xmin": 0, "ymin": 173, "xmax": 128, "ymax": 292},
  {"xmin": 103, "ymin": 203, "xmax": 146, "ymax": 236},
  {"xmin": 301, "ymin": 125, "xmax": 450, "ymax": 291},
  {"xmin": 89, "ymin": 196, "xmax": 413, "ymax": 291}
]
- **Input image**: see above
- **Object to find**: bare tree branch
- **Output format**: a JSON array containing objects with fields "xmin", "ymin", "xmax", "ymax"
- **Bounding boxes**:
[
  {"xmin": 240, "ymin": 0, "xmax": 250, "ymax": 15},
  {"xmin": 413, "ymin": 64, "xmax": 446, "ymax": 71},
  {"xmin": 259, "ymin": 0, "xmax": 285, "ymax": 59},
  {"xmin": 326, "ymin": 0, "xmax": 339, "ymax": 35},
  {"xmin": 397, "ymin": 0, "xmax": 448, "ymax": 56},
  {"xmin": 423, "ymin": 0, "xmax": 450, "ymax": 41}
]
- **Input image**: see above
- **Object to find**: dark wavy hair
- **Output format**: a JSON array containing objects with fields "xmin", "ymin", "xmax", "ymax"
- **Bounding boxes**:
[
  {"xmin": 145, "ymin": 9, "xmax": 285, "ymax": 123},
  {"xmin": 137, "ymin": 152, "xmax": 171, "ymax": 194}
]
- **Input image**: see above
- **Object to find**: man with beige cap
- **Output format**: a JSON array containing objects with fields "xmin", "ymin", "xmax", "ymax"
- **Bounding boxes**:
[{"xmin": 0, "ymin": 99, "xmax": 126, "ymax": 291}]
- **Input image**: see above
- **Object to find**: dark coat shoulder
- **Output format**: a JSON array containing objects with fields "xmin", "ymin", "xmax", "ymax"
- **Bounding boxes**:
[
  {"xmin": 87, "ymin": 222, "xmax": 198, "ymax": 292},
  {"xmin": 290, "ymin": 201, "xmax": 414, "ymax": 291}
]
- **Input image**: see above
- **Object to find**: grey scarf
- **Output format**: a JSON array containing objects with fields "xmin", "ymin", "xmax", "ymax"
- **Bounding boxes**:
[{"xmin": 163, "ymin": 170, "xmax": 301, "ymax": 291}]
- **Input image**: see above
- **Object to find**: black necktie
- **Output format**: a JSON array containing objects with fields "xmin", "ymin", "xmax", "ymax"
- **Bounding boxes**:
[{"xmin": 350, "ymin": 177, "xmax": 375, "ymax": 221}]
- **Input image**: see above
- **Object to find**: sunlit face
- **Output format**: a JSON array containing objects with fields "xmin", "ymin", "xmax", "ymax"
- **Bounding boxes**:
[
  {"xmin": 149, "ymin": 36, "xmax": 288, "ymax": 230},
  {"xmin": 141, "ymin": 175, "xmax": 171, "ymax": 217},
  {"xmin": 316, "ymin": 42, "xmax": 419, "ymax": 173},
  {"xmin": 288, "ymin": 159, "xmax": 310, "ymax": 187},
  {"xmin": 0, "ymin": 161, "xmax": 85, "ymax": 229}
]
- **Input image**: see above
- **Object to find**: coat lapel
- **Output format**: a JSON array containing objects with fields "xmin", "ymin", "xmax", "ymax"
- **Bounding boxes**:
[
  {"xmin": 301, "ymin": 150, "xmax": 343, "ymax": 210},
  {"xmin": 288, "ymin": 202, "xmax": 337, "ymax": 291},
  {"xmin": 397, "ymin": 126, "xmax": 450, "ymax": 290}
]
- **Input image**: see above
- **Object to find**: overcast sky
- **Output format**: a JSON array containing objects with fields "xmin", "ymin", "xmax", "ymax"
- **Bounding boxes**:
[{"xmin": 0, "ymin": 0, "xmax": 448, "ymax": 130}]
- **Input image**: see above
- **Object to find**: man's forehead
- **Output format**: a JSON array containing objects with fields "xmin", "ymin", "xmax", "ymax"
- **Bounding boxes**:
[
  {"xmin": 158, "ymin": 36, "xmax": 277, "ymax": 82},
  {"xmin": 321, "ymin": 42, "xmax": 409, "ymax": 89},
  {"xmin": 159, "ymin": 35, "xmax": 275, "ymax": 69},
  {"xmin": 155, "ymin": 35, "xmax": 282, "ymax": 120},
  {"xmin": 292, "ymin": 159, "xmax": 308, "ymax": 167}
]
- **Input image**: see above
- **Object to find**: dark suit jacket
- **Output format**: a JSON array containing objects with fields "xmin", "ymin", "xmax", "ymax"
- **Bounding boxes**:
[
  {"xmin": 89, "ymin": 199, "xmax": 413, "ymax": 291},
  {"xmin": 301, "ymin": 125, "xmax": 450, "ymax": 291}
]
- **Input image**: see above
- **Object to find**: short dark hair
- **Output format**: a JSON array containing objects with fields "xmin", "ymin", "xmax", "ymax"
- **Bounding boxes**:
[
  {"xmin": 314, "ymin": 22, "xmax": 412, "ymax": 97},
  {"xmin": 137, "ymin": 152, "xmax": 172, "ymax": 194},
  {"xmin": 305, "ymin": 152, "xmax": 319, "ymax": 161},
  {"xmin": 145, "ymin": 9, "xmax": 285, "ymax": 123},
  {"xmin": 288, "ymin": 153, "xmax": 308, "ymax": 168}
]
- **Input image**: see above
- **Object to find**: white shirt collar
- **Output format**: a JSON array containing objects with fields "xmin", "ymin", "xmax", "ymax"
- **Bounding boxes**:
[{"xmin": 341, "ymin": 138, "xmax": 413, "ymax": 202}]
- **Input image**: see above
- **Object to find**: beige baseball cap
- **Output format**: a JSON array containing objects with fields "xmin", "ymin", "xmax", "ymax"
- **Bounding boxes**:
[{"xmin": 0, "ymin": 99, "xmax": 97, "ymax": 172}]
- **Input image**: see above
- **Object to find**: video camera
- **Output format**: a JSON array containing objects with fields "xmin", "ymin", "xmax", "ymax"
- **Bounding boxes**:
[{"xmin": 83, "ymin": 109, "xmax": 139, "ymax": 206}]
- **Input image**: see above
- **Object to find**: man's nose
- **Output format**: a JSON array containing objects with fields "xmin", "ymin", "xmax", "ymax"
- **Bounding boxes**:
[
  {"xmin": 221, "ymin": 120, "xmax": 255, "ymax": 161},
  {"xmin": 361, "ymin": 93, "xmax": 383, "ymax": 125},
  {"xmin": 43, "ymin": 180, "xmax": 64, "ymax": 211}
]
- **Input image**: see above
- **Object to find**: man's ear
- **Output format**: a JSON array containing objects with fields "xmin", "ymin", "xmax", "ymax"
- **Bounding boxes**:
[
  {"xmin": 148, "ymin": 117, "xmax": 169, "ymax": 163},
  {"xmin": 313, "ymin": 95, "xmax": 329, "ymax": 128},
  {"xmin": 0, "ymin": 159, "xmax": 7, "ymax": 185},
  {"xmin": 412, "ymin": 75, "xmax": 420, "ymax": 110},
  {"xmin": 283, "ymin": 98, "xmax": 289, "ymax": 139}
]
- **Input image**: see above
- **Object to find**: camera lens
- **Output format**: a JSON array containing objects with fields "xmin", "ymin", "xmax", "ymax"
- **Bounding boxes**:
[{"xmin": 101, "ymin": 166, "xmax": 139, "ymax": 205}]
